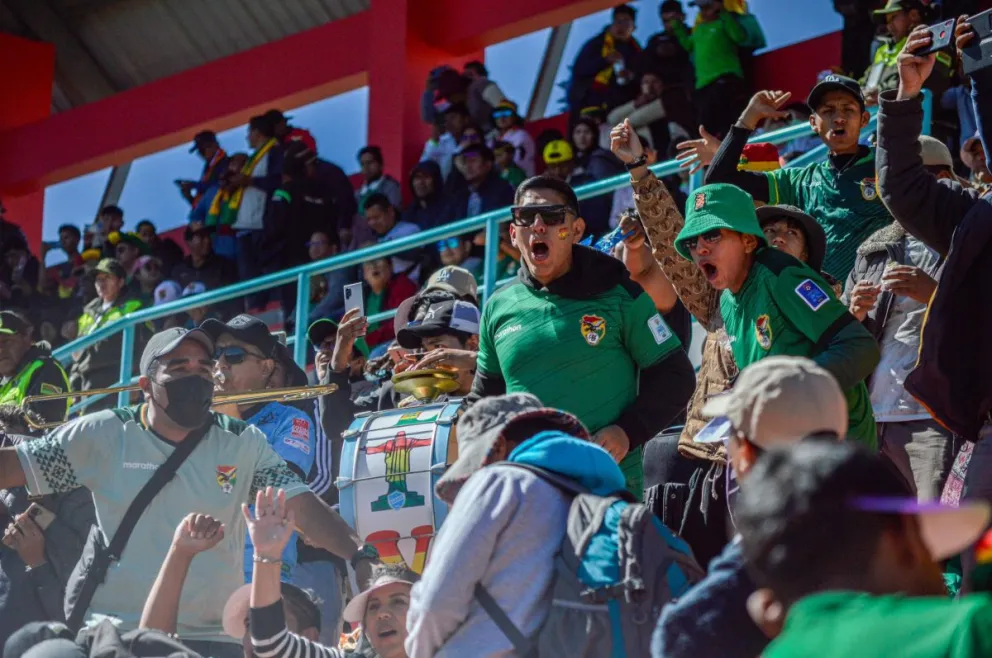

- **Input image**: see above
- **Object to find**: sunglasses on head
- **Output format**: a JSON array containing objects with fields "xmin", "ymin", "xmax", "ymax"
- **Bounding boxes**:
[
  {"xmin": 510, "ymin": 204, "xmax": 574, "ymax": 227},
  {"xmin": 436, "ymin": 238, "xmax": 461, "ymax": 252},
  {"xmin": 214, "ymin": 345, "xmax": 266, "ymax": 365},
  {"xmin": 680, "ymin": 228, "xmax": 724, "ymax": 253},
  {"xmin": 492, "ymin": 110, "xmax": 514, "ymax": 119}
]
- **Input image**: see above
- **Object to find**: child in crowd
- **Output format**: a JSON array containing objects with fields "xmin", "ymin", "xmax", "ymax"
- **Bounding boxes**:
[{"xmin": 493, "ymin": 141, "xmax": 526, "ymax": 188}]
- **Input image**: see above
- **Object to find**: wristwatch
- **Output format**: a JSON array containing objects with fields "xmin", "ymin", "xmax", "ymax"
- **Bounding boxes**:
[
  {"xmin": 349, "ymin": 543, "xmax": 380, "ymax": 569},
  {"xmin": 624, "ymin": 155, "xmax": 648, "ymax": 171}
]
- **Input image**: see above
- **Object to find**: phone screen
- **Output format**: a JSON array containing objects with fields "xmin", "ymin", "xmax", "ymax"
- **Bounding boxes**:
[{"xmin": 344, "ymin": 283, "xmax": 365, "ymax": 318}]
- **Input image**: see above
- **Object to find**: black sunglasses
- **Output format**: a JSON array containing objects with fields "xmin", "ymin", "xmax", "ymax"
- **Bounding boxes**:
[
  {"xmin": 510, "ymin": 204, "xmax": 575, "ymax": 227},
  {"xmin": 679, "ymin": 228, "xmax": 724, "ymax": 253},
  {"xmin": 214, "ymin": 345, "xmax": 266, "ymax": 365}
]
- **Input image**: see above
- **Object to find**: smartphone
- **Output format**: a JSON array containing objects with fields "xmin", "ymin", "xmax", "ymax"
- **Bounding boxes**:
[
  {"xmin": 963, "ymin": 9, "xmax": 992, "ymax": 77},
  {"xmin": 344, "ymin": 283, "xmax": 364, "ymax": 318},
  {"xmin": 25, "ymin": 503, "xmax": 56, "ymax": 530},
  {"xmin": 916, "ymin": 18, "xmax": 957, "ymax": 56}
]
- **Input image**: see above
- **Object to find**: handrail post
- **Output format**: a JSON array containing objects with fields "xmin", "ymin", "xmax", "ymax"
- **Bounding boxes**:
[
  {"xmin": 921, "ymin": 89, "xmax": 933, "ymax": 137},
  {"xmin": 482, "ymin": 215, "xmax": 500, "ymax": 305},
  {"xmin": 689, "ymin": 169, "xmax": 704, "ymax": 193},
  {"xmin": 117, "ymin": 325, "xmax": 135, "ymax": 407},
  {"xmin": 293, "ymin": 272, "xmax": 310, "ymax": 367}
]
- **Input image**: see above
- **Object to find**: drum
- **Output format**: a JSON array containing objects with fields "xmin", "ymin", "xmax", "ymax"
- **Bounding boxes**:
[{"xmin": 337, "ymin": 400, "xmax": 462, "ymax": 574}]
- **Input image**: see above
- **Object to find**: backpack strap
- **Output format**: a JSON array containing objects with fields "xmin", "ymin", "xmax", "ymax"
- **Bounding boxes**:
[{"xmin": 474, "ymin": 584, "xmax": 537, "ymax": 658}]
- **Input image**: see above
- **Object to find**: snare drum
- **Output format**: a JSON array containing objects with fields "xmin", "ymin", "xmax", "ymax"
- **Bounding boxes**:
[{"xmin": 337, "ymin": 400, "xmax": 461, "ymax": 574}]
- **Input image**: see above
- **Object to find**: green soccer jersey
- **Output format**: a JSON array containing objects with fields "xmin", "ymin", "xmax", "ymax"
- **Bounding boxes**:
[
  {"xmin": 477, "ymin": 274, "xmax": 682, "ymax": 496},
  {"xmin": 765, "ymin": 147, "xmax": 892, "ymax": 280},
  {"xmin": 15, "ymin": 405, "xmax": 308, "ymax": 642},
  {"xmin": 720, "ymin": 248, "xmax": 876, "ymax": 449}
]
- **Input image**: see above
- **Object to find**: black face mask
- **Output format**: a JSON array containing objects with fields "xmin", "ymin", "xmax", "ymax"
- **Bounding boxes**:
[{"xmin": 153, "ymin": 375, "xmax": 214, "ymax": 429}]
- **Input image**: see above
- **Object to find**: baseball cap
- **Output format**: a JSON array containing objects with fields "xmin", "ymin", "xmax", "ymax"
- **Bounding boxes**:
[
  {"xmin": 660, "ymin": 0, "xmax": 684, "ymax": 12},
  {"xmin": 223, "ymin": 582, "xmax": 316, "ymax": 639},
  {"xmin": 873, "ymin": 0, "xmax": 925, "ymax": 20},
  {"xmin": 675, "ymin": 183, "xmax": 768, "ymax": 260},
  {"xmin": 806, "ymin": 74, "xmax": 865, "ymax": 113},
  {"xmin": 139, "ymin": 327, "xmax": 215, "ymax": 376},
  {"xmin": 755, "ymin": 205, "xmax": 827, "ymax": 275},
  {"xmin": 543, "ymin": 140, "xmax": 574, "ymax": 165},
  {"xmin": 0, "ymin": 311, "xmax": 31, "ymax": 336},
  {"xmin": 342, "ymin": 570, "xmax": 418, "ymax": 624},
  {"xmin": 425, "ymin": 265, "xmax": 479, "ymax": 303},
  {"xmin": 200, "ymin": 314, "xmax": 278, "ymax": 357},
  {"xmin": 306, "ymin": 318, "xmax": 370, "ymax": 358},
  {"xmin": 153, "ymin": 280, "xmax": 182, "ymax": 306},
  {"xmin": 188, "ymin": 130, "xmax": 218, "ymax": 153},
  {"xmin": 262, "ymin": 108, "xmax": 292, "ymax": 124},
  {"xmin": 456, "ymin": 141, "xmax": 494, "ymax": 161},
  {"xmin": 919, "ymin": 135, "xmax": 954, "ymax": 169},
  {"xmin": 696, "ymin": 356, "xmax": 848, "ymax": 447},
  {"xmin": 396, "ymin": 300, "xmax": 481, "ymax": 349},
  {"xmin": 94, "ymin": 258, "xmax": 126, "ymax": 280},
  {"xmin": 435, "ymin": 393, "xmax": 589, "ymax": 504}
]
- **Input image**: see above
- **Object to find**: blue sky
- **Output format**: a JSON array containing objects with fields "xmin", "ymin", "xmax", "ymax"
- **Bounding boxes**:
[{"xmin": 42, "ymin": 0, "xmax": 841, "ymax": 264}]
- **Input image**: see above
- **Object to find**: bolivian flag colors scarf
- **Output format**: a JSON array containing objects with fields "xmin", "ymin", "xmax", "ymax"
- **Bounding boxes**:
[{"xmin": 206, "ymin": 138, "xmax": 277, "ymax": 226}]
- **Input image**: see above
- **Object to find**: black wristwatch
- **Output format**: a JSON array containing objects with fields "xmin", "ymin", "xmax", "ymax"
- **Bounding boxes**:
[
  {"xmin": 349, "ymin": 543, "xmax": 380, "ymax": 569},
  {"xmin": 624, "ymin": 155, "xmax": 648, "ymax": 171}
]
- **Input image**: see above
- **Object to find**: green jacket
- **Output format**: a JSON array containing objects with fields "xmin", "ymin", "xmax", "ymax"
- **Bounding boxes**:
[
  {"xmin": 70, "ymin": 295, "xmax": 152, "ymax": 394},
  {"xmin": 0, "ymin": 343, "xmax": 71, "ymax": 423},
  {"xmin": 862, "ymin": 35, "xmax": 953, "ymax": 99},
  {"xmin": 671, "ymin": 11, "xmax": 746, "ymax": 88}
]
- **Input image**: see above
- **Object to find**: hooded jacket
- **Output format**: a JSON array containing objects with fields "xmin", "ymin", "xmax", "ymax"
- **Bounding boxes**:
[
  {"xmin": 405, "ymin": 432, "xmax": 626, "ymax": 658},
  {"xmin": 443, "ymin": 169, "xmax": 515, "ymax": 224},
  {"xmin": 402, "ymin": 161, "xmax": 448, "ymax": 230}
]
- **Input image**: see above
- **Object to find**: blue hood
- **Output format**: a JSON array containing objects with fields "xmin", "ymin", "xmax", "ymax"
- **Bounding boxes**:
[{"xmin": 508, "ymin": 431, "xmax": 625, "ymax": 496}]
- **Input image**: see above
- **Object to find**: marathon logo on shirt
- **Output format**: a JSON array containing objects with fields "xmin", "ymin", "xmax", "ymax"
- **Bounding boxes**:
[
  {"xmin": 860, "ymin": 177, "xmax": 878, "ymax": 202},
  {"xmin": 291, "ymin": 418, "xmax": 310, "ymax": 440},
  {"xmin": 795, "ymin": 279, "xmax": 829, "ymax": 311},
  {"xmin": 647, "ymin": 314, "xmax": 673, "ymax": 345},
  {"xmin": 580, "ymin": 315, "xmax": 606, "ymax": 347},
  {"xmin": 494, "ymin": 323, "xmax": 523, "ymax": 341}
]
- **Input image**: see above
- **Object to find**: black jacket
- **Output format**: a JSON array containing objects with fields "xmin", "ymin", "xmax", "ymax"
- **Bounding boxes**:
[
  {"xmin": 876, "ymin": 89, "xmax": 992, "ymax": 440},
  {"xmin": 402, "ymin": 161, "xmax": 448, "ymax": 230},
  {"xmin": 443, "ymin": 170, "xmax": 515, "ymax": 224}
]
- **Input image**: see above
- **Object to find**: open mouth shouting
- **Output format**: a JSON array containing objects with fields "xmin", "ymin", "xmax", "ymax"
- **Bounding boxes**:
[
  {"xmin": 699, "ymin": 260, "xmax": 719, "ymax": 283},
  {"xmin": 529, "ymin": 238, "xmax": 551, "ymax": 263}
]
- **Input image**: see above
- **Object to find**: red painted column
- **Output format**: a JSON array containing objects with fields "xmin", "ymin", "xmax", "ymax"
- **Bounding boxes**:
[
  {"xmin": 0, "ymin": 34, "xmax": 55, "ymax": 253},
  {"xmin": 366, "ymin": 0, "xmax": 484, "ymax": 192}
]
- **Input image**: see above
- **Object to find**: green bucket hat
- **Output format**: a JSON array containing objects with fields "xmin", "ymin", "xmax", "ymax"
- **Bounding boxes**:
[{"xmin": 675, "ymin": 183, "xmax": 768, "ymax": 260}]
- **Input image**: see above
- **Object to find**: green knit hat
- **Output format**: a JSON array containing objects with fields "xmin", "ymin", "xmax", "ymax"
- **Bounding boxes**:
[{"xmin": 675, "ymin": 183, "xmax": 768, "ymax": 260}]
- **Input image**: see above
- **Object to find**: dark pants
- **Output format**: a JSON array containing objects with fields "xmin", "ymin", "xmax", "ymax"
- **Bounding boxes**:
[
  {"xmin": 694, "ymin": 74, "xmax": 748, "ymax": 139},
  {"xmin": 643, "ymin": 431, "xmax": 730, "ymax": 568},
  {"xmin": 237, "ymin": 231, "xmax": 296, "ymax": 318},
  {"xmin": 878, "ymin": 418, "xmax": 958, "ymax": 501}
]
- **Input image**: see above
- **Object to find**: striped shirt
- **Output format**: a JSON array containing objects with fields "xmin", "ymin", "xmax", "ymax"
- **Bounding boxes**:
[{"xmin": 251, "ymin": 600, "xmax": 348, "ymax": 658}]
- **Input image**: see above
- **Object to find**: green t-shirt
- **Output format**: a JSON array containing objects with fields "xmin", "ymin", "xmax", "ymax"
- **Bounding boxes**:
[
  {"xmin": 765, "ymin": 592, "xmax": 992, "ymax": 658},
  {"xmin": 765, "ymin": 148, "xmax": 893, "ymax": 280},
  {"xmin": 672, "ymin": 12, "xmax": 747, "ymax": 89},
  {"xmin": 720, "ymin": 248, "xmax": 876, "ymax": 449},
  {"xmin": 477, "ymin": 279, "xmax": 682, "ymax": 495},
  {"xmin": 16, "ymin": 405, "xmax": 308, "ymax": 642}
]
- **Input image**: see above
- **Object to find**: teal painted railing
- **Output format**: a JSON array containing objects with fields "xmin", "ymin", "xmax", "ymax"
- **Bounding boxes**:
[{"xmin": 53, "ymin": 92, "xmax": 930, "ymax": 409}]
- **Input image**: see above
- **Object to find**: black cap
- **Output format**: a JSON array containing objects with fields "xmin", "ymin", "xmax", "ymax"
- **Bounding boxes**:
[
  {"xmin": 189, "ymin": 130, "xmax": 218, "ymax": 153},
  {"xmin": 140, "ymin": 327, "xmax": 215, "ymax": 376},
  {"xmin": 807, "ymin": 74, "xmax": 865, "ymax": 113},
  {"xmin": 660, "ymin": 0, "xmax": 684, "ymax": 12},
  {"xmin": 756, "ymin": 205, "xmax": 827, "ymax": 275},
  {"xmin": 262, "ymin": 109, "xmax": 292, "ymax": 125},
  {"xmin": 0, "ymin": 311, "xmax": 32, "ymax": 336},
  {"xmin": 455, "ymin": 141, "xmax": 494, "ymax": 161},
  {"xmin": 200, "ymin": 314, "xmax": 278, "ymax": 357},
  {"xmin": 396, "ymin": 300, "xmax": 481, "ymax": 349}
]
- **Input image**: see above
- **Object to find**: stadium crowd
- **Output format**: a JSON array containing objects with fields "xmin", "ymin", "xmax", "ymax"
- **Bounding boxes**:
[{"xmin": 3, "ymin": 0, "xmax": 992, "ymax": 657}]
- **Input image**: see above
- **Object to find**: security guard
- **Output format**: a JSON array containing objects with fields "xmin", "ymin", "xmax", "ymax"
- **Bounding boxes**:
[
  {"xmin": 862, "ymin": 0, "xmax": 952, "ymax": 101},
  {"xmin": 675, "ymin": 183, "xmax": 881, "ymax": 449},
  {"xmin": 69, "ymin": 258, "xmax": 150, "ymax": 409},
  {"xmin": 470, "ymin": 175, "xmax": 696, "ymax": 497},
  {"xmin": 0, "ymin": 311, "xmax": 71, "ymax": 424}
]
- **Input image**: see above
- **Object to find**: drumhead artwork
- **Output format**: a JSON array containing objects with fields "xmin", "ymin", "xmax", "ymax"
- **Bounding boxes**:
[{"xmin": 338, "ymin": 401, "xmax": 460, "ymax": 573}]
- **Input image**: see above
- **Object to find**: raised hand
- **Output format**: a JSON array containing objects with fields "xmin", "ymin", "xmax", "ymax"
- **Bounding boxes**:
[
  {"xmin": 610, "ymin": 119, "xmax": 645, "ymax": 165},
  {"xmin": 242, "ymin": 487, "xmax": 295, "ymax": 561},
  {"xmin": 897, "ymin": 24, "xmax": 937, "ymax": 101},
  {"xmin": 738, "ymin": 90, "xmax": 792, "ymax": 131},
  {"xmin": 171, "ymin": 513, "xmax": 225, "ymax": 558},
  {"xmin": 676, "ymin": 125, "xmax": 721, "ymax": 175}
]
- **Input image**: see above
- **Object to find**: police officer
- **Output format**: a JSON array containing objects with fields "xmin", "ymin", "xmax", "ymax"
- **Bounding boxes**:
[{"xmin": 0, "ymin": 311, "xmax": 71, "ymax": 424}]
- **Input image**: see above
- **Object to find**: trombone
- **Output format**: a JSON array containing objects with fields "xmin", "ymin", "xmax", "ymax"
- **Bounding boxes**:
[{"xmin": 21, "ymin": 382, "xmax": 339, "ymax": 431}]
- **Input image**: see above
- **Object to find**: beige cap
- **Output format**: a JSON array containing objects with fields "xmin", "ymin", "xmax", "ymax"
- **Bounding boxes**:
[
  {"xmin": 698, "ymin": 356, "xmax": 848, "ymax": 448},
  {"xmin": 425, "ymin": 265, "xmax": 479, "ymax": 302},
  {"xmin": 920, "ymin": 135, "xmax": 953, "ymax": 169}
]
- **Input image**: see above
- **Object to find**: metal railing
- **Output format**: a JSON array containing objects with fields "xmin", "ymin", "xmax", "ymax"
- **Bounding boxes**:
[{"xmin": 52, "ymin": 92, "xmax": 930, "ymax": 408}]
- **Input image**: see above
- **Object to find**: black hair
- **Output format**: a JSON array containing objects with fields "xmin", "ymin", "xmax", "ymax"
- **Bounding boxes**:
[
  {"xmin": 367, "ymin": 562, "xmax": 420, "ymax": 589},
  {"xmin": 444, "ymin": 102, "xmax": 470, "ymax": 117},
  {"xmin": 736, "ymin": 441, "xmax": 912, "ymax": 606},
  {"xmin": 362, "ymin": 192, "xmax": 394, "ymax": 214},
  {"xmin": 248, "ymin": 115, "xmax": 276, "ymax": 138},
  {"xmin": 613, "ymin": 4, "xmax": 636, "ymax": 20},
  {"xmin": 57, "ymin": 224, "xmax": 81, "ymax": 240},
  {"xmin": 100, "ymin": 205, "xmax": 123, "ymax": 219},
  {"xmin": 135, "ymin": 219, "xmax": 156, "ymax": 233},
  {"xmin": 282, "ymin": 584, "xmax": 321, "ymax": 632},
  {"xmin": 502, "ymin": 416, "xmax": 576, "ymax": 447},
  {"xmin": 358, "ymin": 145, "xmax": 384, "ymax": 164},
  {"xmin": 464, "ymin": 61, "xmax": 488, "ymax": 77},
  {"xmin": 514, "ymin": 175, "xmax": 580, "ymax": 212}
]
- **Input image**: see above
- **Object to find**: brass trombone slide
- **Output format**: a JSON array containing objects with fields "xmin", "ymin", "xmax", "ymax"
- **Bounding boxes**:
[{"xmin": 21, "ymin": 382, "xmax": 339, "ymax": 430}]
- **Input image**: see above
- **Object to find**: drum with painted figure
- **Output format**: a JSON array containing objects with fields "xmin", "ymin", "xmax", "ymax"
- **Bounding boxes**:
[{"xmin": 337, "ymin": 400, "xmax": 461, "ymax": 574}]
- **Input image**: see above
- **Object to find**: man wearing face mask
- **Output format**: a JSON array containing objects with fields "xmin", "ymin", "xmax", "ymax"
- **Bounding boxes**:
[
  {"xmin": 0, "ymin": 327, "xmax": 371, "ymax": 658},
  {"xmin": 200, "ymin": 315, "xmax": 318, "ymax": 585}
]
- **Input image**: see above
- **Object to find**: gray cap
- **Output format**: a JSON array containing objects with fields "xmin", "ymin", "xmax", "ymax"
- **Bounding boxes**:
[
  {"xmin": 140, "ymin": 327, "xmax": 215, "ymax": 376},
  {"xmin": 424, "ymin": 265, "xmax": 479, "ymax": 303},
  {"xmin": 435, "ymin": 393, "xmax": 588, "ymax": 504},
  {"xmin": 696, "ymin": 356, "xmax": 848, "ymax": 448},
  {"xmin": 919, "ymin": 135, "xmax": 954, "ymax": 169}
]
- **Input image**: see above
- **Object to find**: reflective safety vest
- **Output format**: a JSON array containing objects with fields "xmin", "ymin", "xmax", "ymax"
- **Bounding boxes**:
[
  {"xmin": 0, "ymin": 358, "xmax": 72, "ymax": 417},
  {"xmin": 78, "ymin": 298, "xmax": 144, "ymax": 337}
]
